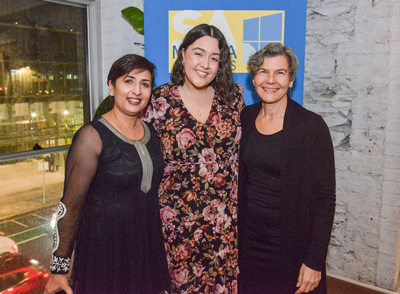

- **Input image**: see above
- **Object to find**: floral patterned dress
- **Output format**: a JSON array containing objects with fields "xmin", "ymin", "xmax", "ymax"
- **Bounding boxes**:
[{"xmin": 143, "ymin": 82, "xmax": 244, "ymax": 294}]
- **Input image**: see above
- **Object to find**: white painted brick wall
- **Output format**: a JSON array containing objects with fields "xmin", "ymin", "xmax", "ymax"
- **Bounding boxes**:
[{"xmin": 304, "ymin": 0, "xmax": 400, "ymax": 290}]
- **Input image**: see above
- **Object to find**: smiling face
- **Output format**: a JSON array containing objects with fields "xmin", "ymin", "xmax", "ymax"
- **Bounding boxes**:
[
  {"xmin": 182, "ymin": 36, "xmax": 220, "ymax": 90},
  {"xmin": 108, "ymin": 69, "xmax": 152, "ymax": 116},
  {"xmin": 253, "ymin": 55, "xmax": 294, "ymax": 106}
]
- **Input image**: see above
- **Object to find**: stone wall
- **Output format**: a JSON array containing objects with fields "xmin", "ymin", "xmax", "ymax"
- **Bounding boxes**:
[{"xmin": 304, "ymin": 0, "xmax": 400, "ymax": 290}]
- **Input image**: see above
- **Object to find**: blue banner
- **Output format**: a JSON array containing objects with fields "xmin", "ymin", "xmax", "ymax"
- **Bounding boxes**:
[{"xmin": 144, "ymin": 0, "xmax": 307, "ymax": 105}]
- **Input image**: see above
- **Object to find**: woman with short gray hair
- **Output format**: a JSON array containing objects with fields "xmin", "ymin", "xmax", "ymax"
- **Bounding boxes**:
[
  {"xmin": 247, "ymin": 43, "xmax": 299, "ymax": 80},
  {"xmin": 238, "ymin": 43, "xmax": 335, "ymax": 293}
]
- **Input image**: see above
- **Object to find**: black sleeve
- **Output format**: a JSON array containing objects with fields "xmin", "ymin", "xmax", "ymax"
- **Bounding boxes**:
[
  {"xmin": 50, "ymin": 124, "xmax": 102, "ymax": 274},
  {"xmin": 303, "ymin": 116, "xmax": 336, "ymax": 271}
]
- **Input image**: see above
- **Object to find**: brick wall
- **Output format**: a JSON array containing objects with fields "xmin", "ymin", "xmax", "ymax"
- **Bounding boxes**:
[
  {"xmin": 304, "ymin": 0, "xmax": 400, "ymax": 290},
  {"xmin": 379, "ymin": 0, "xmax": 400, "ymax": 289}
]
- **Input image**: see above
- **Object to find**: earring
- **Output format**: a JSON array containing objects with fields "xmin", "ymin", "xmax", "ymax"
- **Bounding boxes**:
[
  {"xmin": 109, "ymin": 92, "xmax": 114, "ymax": 97},
  {"xmin": 289, "ymin": 87, "xmax": 292, "ymax": 97},
  {"xmin": 253, "ymin": 89, "xmax": 256, "ymax": 94},
  {"xmin": 182, "ymin": 62, "xmax": 185, "ymax": 75}
]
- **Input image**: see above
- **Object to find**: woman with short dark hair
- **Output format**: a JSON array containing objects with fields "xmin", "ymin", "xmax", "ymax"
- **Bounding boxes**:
[
  {"xmin": 238, "ymin": 43, "xmax": 336, "ymax": 294},
  {"xmin": 45, "ymin": 54, "xmax": 170, "ymax": 294}
]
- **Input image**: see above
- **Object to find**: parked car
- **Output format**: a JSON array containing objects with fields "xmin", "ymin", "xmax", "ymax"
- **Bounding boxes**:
[
  {"xmin": 0, "ymin": 236, "xmax": 18, "ymax": 254},
  {"xmin": 0, "ymin": 252, "xmax": 49, "ymax": 294}
]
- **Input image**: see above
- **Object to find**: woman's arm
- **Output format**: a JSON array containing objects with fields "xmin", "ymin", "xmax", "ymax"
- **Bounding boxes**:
[
  {"xmin": 45, "ymin": 125, "xmax": 102, "ymax": 294},
  {"xmin": 45, "ymin": 273, "xmax": 73, "ymax": 294},
  {"xmin": 295, "ymin": 264, "xmax": 322, "ymax": 294},
  {"xmin": 304, "ymin": 115, "xmax": 336, "ymax": 270},
  {"xmin": 296, "ymin": 116, "xmax": 335, "ymax": 293}
]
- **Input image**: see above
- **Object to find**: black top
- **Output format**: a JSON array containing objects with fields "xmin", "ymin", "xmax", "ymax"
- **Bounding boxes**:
[
  {"xmin": 238, "ymin": 98, "xmax": 336, "ymax": 293},
  {"xmin": 241, "ymin": 127, "xmax": 282, "ymax": 266},
  {"xmin": 50, "ymin": 119, "xmax": 170, "ymax": 294}
]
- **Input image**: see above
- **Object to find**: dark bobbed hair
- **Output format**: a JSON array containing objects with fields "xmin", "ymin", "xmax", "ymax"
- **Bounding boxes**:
[
  {"xmin": 247, "ymin": 43, "xmax": 299, "ymax": 81},
  {"xmin": 171, "ymin": 24, "xmax": 235, "ymax": 104},
  {"xmin": 107, "ymin": 54, "xmax": 156, "ymax": 109}
]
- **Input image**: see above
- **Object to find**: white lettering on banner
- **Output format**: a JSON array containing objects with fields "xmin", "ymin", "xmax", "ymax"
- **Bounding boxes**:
[
  {"xmin": 172, "ymin": 10, "xmax": 201, "ymax": 34},
  {"xmin": 209, "ymin": 10, "xmax": 237, "ymax": 49}
]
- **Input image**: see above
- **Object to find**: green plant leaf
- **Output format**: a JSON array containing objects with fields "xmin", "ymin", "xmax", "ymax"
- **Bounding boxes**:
[
  {"xmin": 121, "ymin": 6, "xmax": 144, "ymax": 35},
  {"xmin": 93, "ymin": 95, "xmax": 113, "ymax": 120}
]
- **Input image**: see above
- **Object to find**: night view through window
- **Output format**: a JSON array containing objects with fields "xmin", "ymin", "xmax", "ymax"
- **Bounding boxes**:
[{"xmin": 0, "ymin": 1, "xmax": 88, "ymax": 292}]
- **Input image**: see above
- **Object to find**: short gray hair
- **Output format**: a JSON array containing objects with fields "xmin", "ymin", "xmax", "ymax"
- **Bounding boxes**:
[{"xmin": 247, "ymin": 43, "xmax": 299, "ymax": 80}]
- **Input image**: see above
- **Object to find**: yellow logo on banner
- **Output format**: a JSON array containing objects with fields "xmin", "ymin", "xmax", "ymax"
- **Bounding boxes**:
[{"xmin": 169, "ymin": 10, "xmax": 285, "ymax": 73}]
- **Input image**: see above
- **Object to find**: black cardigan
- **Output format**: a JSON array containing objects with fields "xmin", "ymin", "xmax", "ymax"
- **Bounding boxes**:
[{"xmin": 238, "ymin": 98, "xmax": 336, "ymax": 287}]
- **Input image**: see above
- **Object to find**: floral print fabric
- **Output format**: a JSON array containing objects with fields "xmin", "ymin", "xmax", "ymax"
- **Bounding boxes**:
[{"xmin": 143, "ymin": 82, "xmax": 244, "ymax": 294}]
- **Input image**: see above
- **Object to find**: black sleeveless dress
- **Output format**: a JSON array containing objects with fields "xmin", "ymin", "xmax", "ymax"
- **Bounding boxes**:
[{"xmin": 50, "ymin": 118, "xmax": 170, "ymax": 294}]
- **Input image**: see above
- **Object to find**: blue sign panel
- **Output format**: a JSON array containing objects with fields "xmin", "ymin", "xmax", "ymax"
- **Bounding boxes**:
[{"xmin": 144, "ymin": 0, "xmax": 307, "ymax": 105}]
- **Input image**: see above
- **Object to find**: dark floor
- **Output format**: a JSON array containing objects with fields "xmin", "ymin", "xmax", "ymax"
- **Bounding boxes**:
[{"xmin": 327, "ymin": 277, "xmax": 389, "ymax": 294}]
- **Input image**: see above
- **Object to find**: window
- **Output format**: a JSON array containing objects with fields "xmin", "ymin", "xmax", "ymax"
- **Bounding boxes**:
[
  {"xmin": 0, "ymin": 1, "xmax": 96, "ymax": 289},
  {"xmin": 0, "ymin": 0, "xmax": 89, "ymax": 155}
]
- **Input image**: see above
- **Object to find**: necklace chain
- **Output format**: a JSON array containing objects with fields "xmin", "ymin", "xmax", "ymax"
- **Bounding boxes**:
[
  {"xmin": 180, "ymin": 86, "xmax": 208, "ymax": 117},
  {"xmin": 113, "ymin": 111, "xmax": 138, "ymax": 134}
]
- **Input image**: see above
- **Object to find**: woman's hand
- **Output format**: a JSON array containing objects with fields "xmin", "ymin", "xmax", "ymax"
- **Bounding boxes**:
[
  {"xmin": 295, "ymin": 264, "xmax": 321, "ymax": 293},
  {"xmin": 45, "ymin": 273, "xmax": 73, "ymax": 294}
]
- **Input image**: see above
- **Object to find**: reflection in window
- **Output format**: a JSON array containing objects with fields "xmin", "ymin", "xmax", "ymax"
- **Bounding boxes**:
[
  {"xmin": 0, "ymin": 0, "xmax": 88, "ymax": 155},
  {"xmin": 0, "ymin": 151, "xmax": 66, "ymax": 291},
  {"xmin": 0, "ymin": 1, "xmax": 88, "ymax": 291},
  {"xmin": 0, "ymin": 272, "xmax": 26, "ymax": 291}
]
